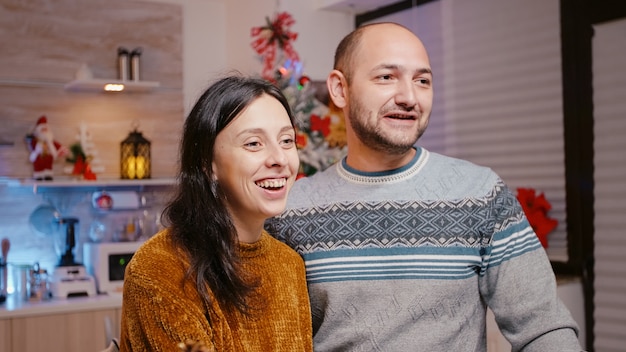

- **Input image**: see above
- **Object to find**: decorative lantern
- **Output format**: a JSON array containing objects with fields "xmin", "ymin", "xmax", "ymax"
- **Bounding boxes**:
[{"xmin": 120, "ymin": 127, "xmax": 151, "ymax": 179}]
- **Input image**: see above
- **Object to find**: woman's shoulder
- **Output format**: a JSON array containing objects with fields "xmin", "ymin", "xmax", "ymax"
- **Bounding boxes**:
[{"xmin": 126, "ymin": 230, "xmax": 188, "ymax": 281}]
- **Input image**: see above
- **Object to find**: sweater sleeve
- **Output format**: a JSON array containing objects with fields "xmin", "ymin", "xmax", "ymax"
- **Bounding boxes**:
[
  {"xmin": 478, "ymin": 186, "xmax": 582, "ymax": 352},
  {"xmin": 119, "ymin": 233, "xmax": 224, "ymax": 351}
]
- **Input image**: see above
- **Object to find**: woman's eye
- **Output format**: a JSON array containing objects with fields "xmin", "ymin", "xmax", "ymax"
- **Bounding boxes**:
[
  {"xmin": 244, "ymin": 141, "xmax": 262, "ymax": 148},
  {"xmin": 281, "ymin": 137, "xmax": 295, "ymax": 147}
]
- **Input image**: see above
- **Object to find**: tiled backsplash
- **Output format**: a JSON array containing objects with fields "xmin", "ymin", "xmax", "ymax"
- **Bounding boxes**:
[{"xmin": 0, "ymin": 182, "xmax": 173, "ymax": 290}]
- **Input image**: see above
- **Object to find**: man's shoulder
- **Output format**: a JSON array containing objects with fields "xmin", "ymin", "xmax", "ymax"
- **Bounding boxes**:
[
  {"xmin": 426, "ymin": 150, "xmax": 498, "ymax": 179},
  {"xmin": 428, "ymin": 150, "xmax": 490, "ymax": 169}
]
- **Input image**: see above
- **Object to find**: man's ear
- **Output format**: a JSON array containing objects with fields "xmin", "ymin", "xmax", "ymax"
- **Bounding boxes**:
[{"xmin": 327, "ymin": 69, "xmax": 348, "ymax": 109}]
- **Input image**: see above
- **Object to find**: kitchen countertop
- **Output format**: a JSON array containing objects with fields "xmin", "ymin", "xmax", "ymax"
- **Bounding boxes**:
[{"xmin": 0, "ymin": 293, "xmax": 122, "ymax": 319}]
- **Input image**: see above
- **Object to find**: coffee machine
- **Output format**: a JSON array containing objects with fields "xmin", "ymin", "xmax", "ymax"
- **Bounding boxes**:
[{"xmin": 49, "ymin": 217, "xmax": 96, "ymax": 298}]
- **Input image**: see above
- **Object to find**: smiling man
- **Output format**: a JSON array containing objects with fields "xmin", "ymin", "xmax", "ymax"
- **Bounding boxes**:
[{"xmin": 267, "ymin": 22, "xmax": 582, "ymax": 352}]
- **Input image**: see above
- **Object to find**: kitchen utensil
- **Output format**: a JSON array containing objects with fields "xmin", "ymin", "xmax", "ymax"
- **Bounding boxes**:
[
  {"xmin": 1, "ymin": 238, "xmax": 8, "ymax": 258},
  {"xmin": 89, "ymin": 220, "xmax": 108, "ymax": 242},
  {"xmin": 0, "ymin": 264, "xmax": 5, "ymax": 303},
  {"xmin": 28, "ymin": 262, "xmax": 50, "ymax": 301},
  {"xmin": 49, "ymin": 264, "xmax": 97, "ymax": 298},
  {"xmin": 112, "ymin": 216, "xmax": 140, "ymax": 242},
  {"xmin": 50, "ymin": 216, "xmax": 97, "ymax": 298},
  {"xmin": 53, "ymin": 217, "xmax": 81, "ymax": 266},
  {"xmin": 117, "ymin": 47, "xmax": 129, "ymax": 81},
  {"xmin": 1, "ymin": 237, "xmax": 9, "ymax": 303},
  {"xmin": 12, "ymin": 263, "xmax": 31, "ymax": 301},
  {"xmin": 29, "ymin": 204, "xmax": 60, "ymax": 237}
]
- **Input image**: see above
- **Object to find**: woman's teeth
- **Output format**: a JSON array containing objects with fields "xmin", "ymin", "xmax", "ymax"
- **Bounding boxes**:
[{"xmin": 256, "ymin": 178, "xmax": 286, "ymax": 189}]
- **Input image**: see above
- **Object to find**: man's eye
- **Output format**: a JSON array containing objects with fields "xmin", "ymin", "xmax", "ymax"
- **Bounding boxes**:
[{"xmin": 417, "ymin": 78, "xmax": 431, "ymax": 86}]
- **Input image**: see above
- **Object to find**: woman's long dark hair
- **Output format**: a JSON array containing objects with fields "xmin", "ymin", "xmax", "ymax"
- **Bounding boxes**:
[{"xmin": 162, "ymin": 74, "xmax": 295, "ymax": 314}]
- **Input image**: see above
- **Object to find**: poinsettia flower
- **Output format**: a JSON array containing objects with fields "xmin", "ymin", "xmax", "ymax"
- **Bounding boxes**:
[
  {"xmin": 516, "ymin": 188, "xmax": 558, "ymax": 248},
  {"xmin": 310, "ymin": 114, "xmax": 331, "ymax": 137},
  {"xmin": 296, "ymin": 131, "xmax": 308, "ymax": 149},
  {"xmin": 532, "ymin": 215, "xmax": 557, "ymax": 248}
]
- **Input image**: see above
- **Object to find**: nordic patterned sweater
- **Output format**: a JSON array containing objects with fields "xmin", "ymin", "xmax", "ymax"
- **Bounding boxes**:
[
  {"xmin": 266, "ymin": 147, "xmax": 582, "ymax": 352},
  {"xmin": 119, "ymin": 230, "xmax": 313, "ymax": 352}
]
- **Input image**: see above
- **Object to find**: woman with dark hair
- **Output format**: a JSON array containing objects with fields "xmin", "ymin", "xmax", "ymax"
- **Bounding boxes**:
[{"xmin": 120, "ymin": 75, "xmax": 312, "ymax": 351}]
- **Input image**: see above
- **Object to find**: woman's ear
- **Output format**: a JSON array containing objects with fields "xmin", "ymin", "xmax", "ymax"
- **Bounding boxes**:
[
  {"xmin": 209, "ymin": 162, "xmax": 218, "ymax": 182},
  {"xmin": 327, "ymin": 70, "xmax": 348, "ymax": 109}
]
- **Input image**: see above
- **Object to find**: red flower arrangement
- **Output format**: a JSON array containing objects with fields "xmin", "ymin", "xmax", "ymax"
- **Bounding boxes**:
[{"xmin": 516, "ymin": 188, "xmax": 558, "ymax": 248}]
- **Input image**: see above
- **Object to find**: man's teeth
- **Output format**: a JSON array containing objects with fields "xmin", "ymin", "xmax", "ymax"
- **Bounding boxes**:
[
  {"xmin": 389, "ymin": 114, "xmax": 412, "ymax": 119},
  {"xmin": 256, "ymin": 178, "xmax": 287, "ymax": 189}
]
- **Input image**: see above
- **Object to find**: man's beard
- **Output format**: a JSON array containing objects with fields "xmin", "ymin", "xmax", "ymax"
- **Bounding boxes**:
[{"xmin": 347, "ymin": 94, "xmax": 427, "ymax": 155}]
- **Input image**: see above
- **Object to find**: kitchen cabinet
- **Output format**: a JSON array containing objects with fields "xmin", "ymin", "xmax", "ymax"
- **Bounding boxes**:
[
  {"xmin": 0, "ymin": 294, "xmax": 123, "ymax": 352},
  {"xmin": 5, "ymin": 308, "xmax": 119, "ymax": 352},
  {"xmin": 0, "ymin": 319, "xmax": 10, "ymax": 352}
]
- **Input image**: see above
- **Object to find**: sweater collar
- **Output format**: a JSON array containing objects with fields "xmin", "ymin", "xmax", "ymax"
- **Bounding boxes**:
[
  {"xmin": 238, "ymin": 230, "xmax": 270, "ymax": 258},
  {"xmin": 337, "ymin": 147, "xmax": 429, "ymax": 184}
]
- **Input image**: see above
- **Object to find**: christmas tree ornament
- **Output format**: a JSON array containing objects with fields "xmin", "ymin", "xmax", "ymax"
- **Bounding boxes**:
[{"xmin": 25, "ymin": 115, "xmax": 70, "ymax": 181}]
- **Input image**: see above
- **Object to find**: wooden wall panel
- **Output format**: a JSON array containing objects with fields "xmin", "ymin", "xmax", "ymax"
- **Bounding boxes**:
[{"xmin": 0, "ymin": 0, "xmax": 183, "ymax": 180}]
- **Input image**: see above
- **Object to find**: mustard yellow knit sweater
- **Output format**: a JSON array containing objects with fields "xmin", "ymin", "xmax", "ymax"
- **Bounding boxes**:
[{"xmin": 119, "ymin": 230, "xmax": 312, "ymax": 352}]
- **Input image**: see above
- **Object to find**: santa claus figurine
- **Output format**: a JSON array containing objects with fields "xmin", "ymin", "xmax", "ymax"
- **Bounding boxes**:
[{"xmin": 26, "ymin": 116, "xmax": 69, "ymax": 180}]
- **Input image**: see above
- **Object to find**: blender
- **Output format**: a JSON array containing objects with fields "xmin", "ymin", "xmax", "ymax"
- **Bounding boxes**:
[{"xmin": 49, "ymin": 217, "xmax": 96, "ymax": 298}]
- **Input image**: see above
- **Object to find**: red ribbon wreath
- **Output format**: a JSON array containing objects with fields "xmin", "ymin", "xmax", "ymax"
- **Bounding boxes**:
[{"xmin": 251, "ymin": 12, "xmax": 300, "ymax": 80}]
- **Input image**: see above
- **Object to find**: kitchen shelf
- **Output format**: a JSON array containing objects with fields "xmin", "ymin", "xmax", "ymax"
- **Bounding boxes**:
[
  {"xmin": 5, "ymin": 177, "xmax": 176, "ymax": 194},
  {"xmin": 64, "ymin": 79, "xmax": 160, "ymax": 92}
]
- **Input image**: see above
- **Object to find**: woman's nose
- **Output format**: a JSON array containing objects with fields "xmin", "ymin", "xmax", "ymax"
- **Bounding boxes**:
[{"xmin": 266, "ymin": 143, "xmax": 288, "ymax": 167}]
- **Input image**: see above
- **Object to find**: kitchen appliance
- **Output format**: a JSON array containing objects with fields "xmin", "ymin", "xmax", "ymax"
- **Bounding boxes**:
[
  {"xmin": 83, "ymin": 241, "xmax": 142, "ymax": 295},
  {"xmin": 49, "ymin": 217, "xmax": 97, "ymax": 298}
]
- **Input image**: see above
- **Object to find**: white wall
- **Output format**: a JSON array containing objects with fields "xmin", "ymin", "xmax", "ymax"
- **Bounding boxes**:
[{"xmin": 141, "ymin": 0, "xmax": 353, "ymax": 116}]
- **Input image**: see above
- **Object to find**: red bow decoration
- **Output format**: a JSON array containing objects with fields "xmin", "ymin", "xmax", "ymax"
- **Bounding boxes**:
[
  {"xmin": 516, "ymin": 188, "xmax": 558, "ymax": 248},
  {"xmin": 251, "ymin": 12, "xmax": 300, "ymax": 80}
]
